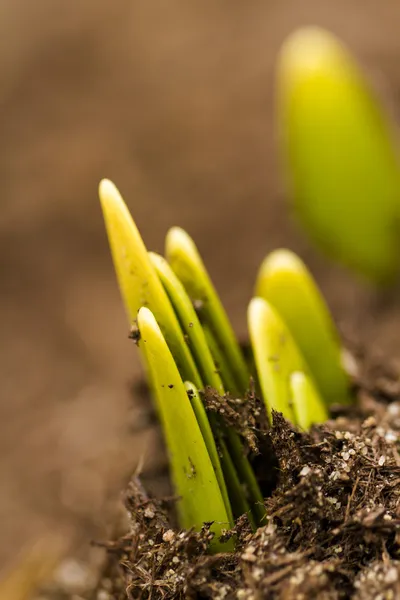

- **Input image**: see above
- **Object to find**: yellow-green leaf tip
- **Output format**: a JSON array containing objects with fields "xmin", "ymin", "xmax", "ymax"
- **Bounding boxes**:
[
  {"xmin": 99, "ymin": 177, "xmax": 118, "ymax": 201},
  {"xmin": 279, "ymin": 27, "xmax": 348, "ymax": 87},
  {"xmin": 166, "ymin": 226, "xmax": 193, "ymax": 251},
  {"xmin": 98, "ymin": 179, "xmax": 129, "ymax": 225},
  {"xmin": 137, "ymin": 305, "xmax": 154, "ymax": 332}
]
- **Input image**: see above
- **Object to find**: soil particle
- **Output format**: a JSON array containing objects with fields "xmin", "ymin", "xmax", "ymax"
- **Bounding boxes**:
[
  {"xmin": 353, "ymin": 560, "xmax": 400, "ymax": 599},
  {"xmin": 128, "ymin": 324, "xmax": 141, "ymax": 346}
]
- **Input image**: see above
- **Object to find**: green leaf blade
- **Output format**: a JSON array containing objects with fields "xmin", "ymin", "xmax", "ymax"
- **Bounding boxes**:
[
  {"xmin": 137, "ymin": 307, "xmax": 233, "ymax": 553},
  {"xmin": 224, "ymin": 428, "xmax": 266, "ymax": 526},
  {"xmin": 255, "ymin": 248, "xmax": 350, "ymax": 406},
  {"xmin": 248, "ymin": 297, "xmax": 307, "ymax": 422},
  {"xmin": 185, "ymin": 382, "xmax": 234, "ymax": 527},
  {"xmin": 217, "ymin": 436, "xmax": 256, "ymax": 529},
  {"xmin": 99, "ymin": 179, "xmax": 200, "ymax": 387},
  {"xmin": 165, "ymin": 226, "xmax": 249, "ymax": 396},
  {"xmin": 149, "ymin": 252, "xmax": 223, "ymax": 393},
  {"xmin": 149, "ymin": 252, "xmax": 264, "ymax": 525}
]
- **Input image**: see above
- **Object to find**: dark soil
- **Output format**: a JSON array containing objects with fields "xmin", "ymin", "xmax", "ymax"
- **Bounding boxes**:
[{"xmin": 83, "ymin": 354, "xmax": 400, "ymax": 600}]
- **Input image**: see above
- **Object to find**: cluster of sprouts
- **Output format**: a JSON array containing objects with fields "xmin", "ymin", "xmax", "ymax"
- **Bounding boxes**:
[
  {"xmin": 99, "ymin": 180, "xmax": 349, "ymax": 552},
  {"xmin": 99, "ymin": 25, "xmax": 400, "ymax": 552}
]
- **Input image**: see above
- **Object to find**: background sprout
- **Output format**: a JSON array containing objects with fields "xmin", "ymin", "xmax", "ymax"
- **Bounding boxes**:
[
  {"xmin": 165, "ymin": 227, "xmax": 249, "ymax": 396},
  {"xmin": 255, "ymin": 249, "xmax": 350, "ymax": 406},
  {"xmin": 137, "ymin": 307, "xmax": 234, "ymax": 553},
  {"xmin": 278, "ymin": 26, "xmax": 400, "ymax": 282}
]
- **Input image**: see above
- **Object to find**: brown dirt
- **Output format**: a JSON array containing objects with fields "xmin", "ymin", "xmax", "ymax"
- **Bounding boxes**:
[
  {"xmin": 94, "ymin": 370, "xmax": 400, "ymax": 599},
  {"xmin": 3, "ymin": 1, "xmax": 400, "ymax": 596}
]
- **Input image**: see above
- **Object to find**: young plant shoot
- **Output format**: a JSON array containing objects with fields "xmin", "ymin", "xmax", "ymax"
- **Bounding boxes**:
[
  {"xmin": 278, "ymin": 26, "xmax": 400, "ymax": 282},
  {"xmin": 99, "ymin": 179, "xmax": 200, "ymax": 386},
  {"xmin": 165, "ymin": 227, "xmax": 250, "ymax": 397},
  {"xmin": 249, "ymin": 296, "xmax": 315, "ymax": 423},
  {"xmin": 100, "ymin": 179, "xmax": 351, "ymax": 554},
  {"xmin": 255, "ymin": 249, "xmax": 350, "ymax": 406},
  {"xmin": 137, "ymin": 307, "xmax": 233, "ymax": 553}
]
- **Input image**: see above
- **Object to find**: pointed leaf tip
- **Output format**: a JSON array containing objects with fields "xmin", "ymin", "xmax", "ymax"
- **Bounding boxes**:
[
  {"xmin": 279, "ymin": 27, "xmax": 347, "ymax": 82},
  {"xmin": 99, "ymin": 177, "xmax": 115, "ymax": 195},
  {"xmin": 137, "ymin": 305, "xmax": 154, "ymax": 331},
  {"xmin": 98, "ymin": 178, "xmax": 123, "ymax": 212},
  {"xmin": 166, "ymin": 226, "xmax": 193, "ymax": 252}
]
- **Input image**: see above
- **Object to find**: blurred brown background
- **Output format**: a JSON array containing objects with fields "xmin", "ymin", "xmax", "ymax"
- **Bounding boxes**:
[{"xmin": 2, "ymin": 0, "xmax": 400, "ymax": 589}]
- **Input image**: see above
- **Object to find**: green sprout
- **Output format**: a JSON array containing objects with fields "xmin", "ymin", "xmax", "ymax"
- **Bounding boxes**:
[
  {"xmin": 248, "ymin": 296, "xmax": 307, "ymax": 423},
  {"xmin": 99, "ymin": 179, "xmax": 199, "ymax": 384},
  {"xmin": 137, "ymin": 307, "xmax": 233, "ymax": 553},
  {"xmin": 100, "ymin": 180, "xmax": 350, "ymax": 553},
  {"xmin": 255, "ymin": 249, "xmax": 350, "ymax": 406},
  {"xmin": 166, "ymin": 227, "xmax": 250, "ymax": 397},
  {"xmin": 278, "ymin": 26, "xmax": 400, "ymax": 282}
]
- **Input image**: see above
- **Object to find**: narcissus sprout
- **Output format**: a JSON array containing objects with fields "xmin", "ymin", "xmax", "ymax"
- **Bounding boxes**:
[
  {"xmin": 99, "ymin": 179, "xmax": 350, "ymax": 553},
  {"xmin": 278, "ymin": 27, "xmax": 400, "ymax": 282}
]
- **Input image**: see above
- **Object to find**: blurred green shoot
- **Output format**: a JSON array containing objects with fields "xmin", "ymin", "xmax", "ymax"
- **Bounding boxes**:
[
  {"xmin": 278, "ymin": 26, "xmax": 400, "ymax": 282},
  {"xmin": 255, "ymin": 249, "xmax": 350, "ymax": 406},
  {"xmin": 137, "ymin": 307, "xmax": 234, "ymax": 552}
]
